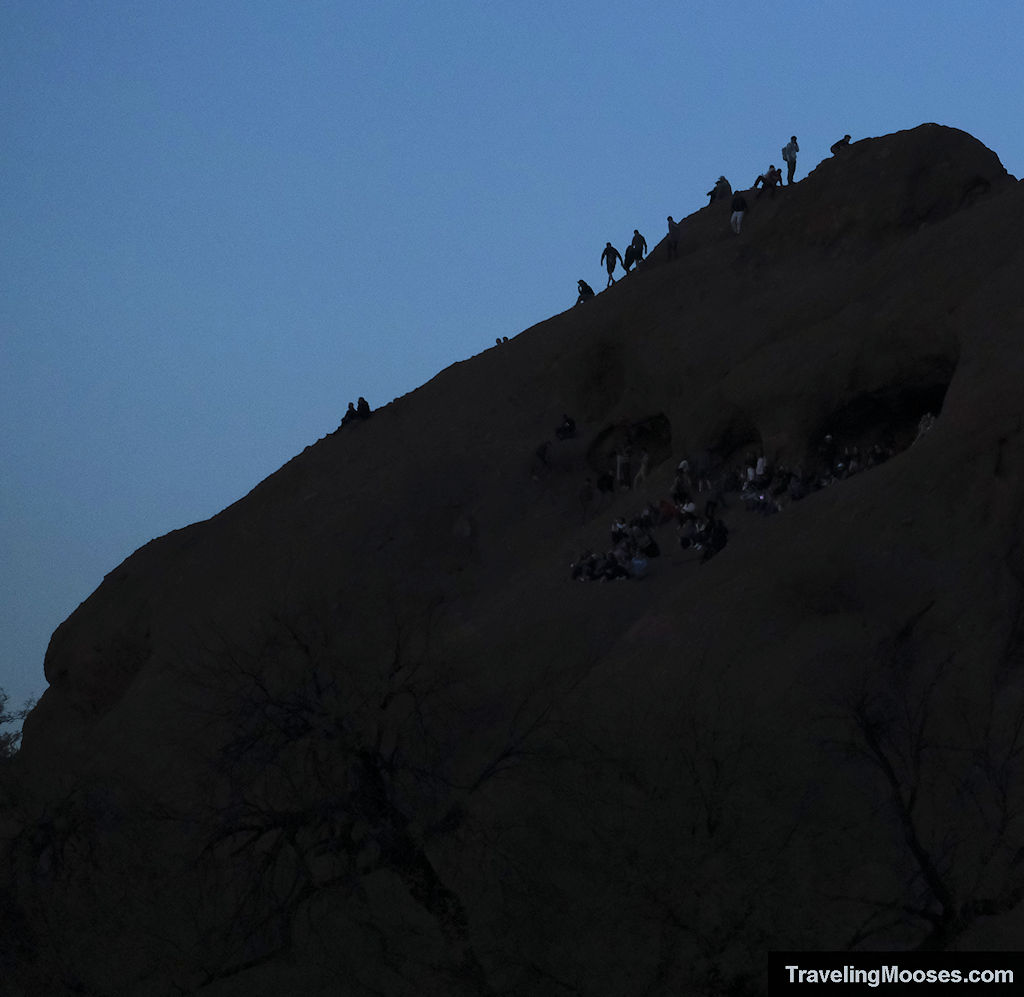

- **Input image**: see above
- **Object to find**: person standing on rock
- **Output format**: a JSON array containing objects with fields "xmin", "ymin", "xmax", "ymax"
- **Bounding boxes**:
[
  {"xmin": 666, "ymin": 216, "xmax": 680, "ymax": 260},
  {"xmin": 600, "ymin": 242, "xmax": 623, "ymax": 286},
  {"xmin": 782, "ymin": 135, "xmax": 799, "ymax": 184},
  {"xmin": 730, "ymin": 191, "xmax": 748, "ymax": 234},
  {"xmin": 631, "ymin": 229, "xmax": 648, "ymax": 262}
]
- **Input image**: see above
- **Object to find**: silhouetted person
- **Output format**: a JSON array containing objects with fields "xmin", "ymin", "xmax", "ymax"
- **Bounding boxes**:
[
  {"xmin": 576, "ymin": 279, "xmax": 595, "ymax": 304},
  {"xmin": 830, "ymin": 134, "xmax": 851, "ymax": 155},
  {"xmin": 631, "ymin": 229, "xmax": 647, "ymax": 260},
  {"xmin": 623, "ymin": 244, "xmax": 639, "ymax": 272},
  {"xmin": 340, "ymin": 402, "xmax": 358, "ymax": 427},
  {"xmin": 730, "ymin": 192, "xmax": 748, "ymax": 234},
  {"xmin": 754, "ymin": 165, "xmax": 782, "ymax": 196},
  {"xmin": 666, "ymin": 216, "xmax": 680, "ymax": 260},
  {"xmin": 356, "ymin": 396, "xmax": 371, "ymax": 419},
  {"xmin": 601, "ymin": 242, "xmax": 623, "ymax": 286},
  {"xmin": 707, "ymin": 176, "xmax": 732, "ymax": 204},
  {"xmin": 782, "ymin": 135, "xmax": 799, "ymax": 184}
]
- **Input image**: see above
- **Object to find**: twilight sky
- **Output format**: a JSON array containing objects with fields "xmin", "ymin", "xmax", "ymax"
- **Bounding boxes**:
[{"xmin": 3, "ymin": 0, "xmax": 1023, "ymax": 713}]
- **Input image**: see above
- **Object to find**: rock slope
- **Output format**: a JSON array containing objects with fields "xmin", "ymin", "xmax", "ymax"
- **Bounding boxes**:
[{"xmin": 4, "ymin": 124, "xmax": 1024, "ymax": 996}]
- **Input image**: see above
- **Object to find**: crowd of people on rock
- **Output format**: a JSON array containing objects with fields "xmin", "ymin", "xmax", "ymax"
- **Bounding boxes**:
[
  {"xmin": 571, "ymin": 486, "xmax": 729, "ymax": 582},
  {"xmin": 575, "ymin": 131, "xmax": 855, "ymax": 298},
  {"xmin": 569, "ymin": 409, "xmax": 936, "ymax": 582}
]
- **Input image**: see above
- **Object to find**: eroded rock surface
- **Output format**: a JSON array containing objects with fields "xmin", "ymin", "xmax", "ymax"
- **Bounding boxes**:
[{"xmin": 5, "ymin": 125, "xmax": 1024, "ymax": 996}]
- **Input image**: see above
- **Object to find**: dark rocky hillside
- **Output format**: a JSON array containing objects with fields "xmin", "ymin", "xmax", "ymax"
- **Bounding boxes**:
[{"xmin": 4, "ymin": 124, "xmax": 1024, "ymax": 996}]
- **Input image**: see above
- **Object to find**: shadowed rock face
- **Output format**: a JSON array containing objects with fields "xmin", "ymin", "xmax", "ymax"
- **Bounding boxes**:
[{"xmin": 6, "ymin": 125, "xmax": 1024, "ymax": 995}]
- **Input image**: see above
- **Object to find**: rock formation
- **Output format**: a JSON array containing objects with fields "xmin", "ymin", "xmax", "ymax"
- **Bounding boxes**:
[{"xmin": 3, "ymin": 124, "xmax": 1024, "ymax": 995}]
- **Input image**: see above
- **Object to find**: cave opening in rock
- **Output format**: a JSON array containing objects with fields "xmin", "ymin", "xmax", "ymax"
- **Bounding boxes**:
[
  {"xmin": 813, "ymin": 373, "xmax": 953, "ymax": 468},
  {"xmin": 587, "ymin": 413, "xmax": 672, "ymax": 478}
]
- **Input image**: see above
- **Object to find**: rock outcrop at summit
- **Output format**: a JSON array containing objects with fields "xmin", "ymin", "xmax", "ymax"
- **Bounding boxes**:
[{"xmin": 4, "ymin": 125, "xmax": 1024, "ymax": 996}]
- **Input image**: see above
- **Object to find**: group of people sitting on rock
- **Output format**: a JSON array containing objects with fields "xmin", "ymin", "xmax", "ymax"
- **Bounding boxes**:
[
  {"xmin": 676, "ymin": 414, "xmax": 923, "ymax": 522},
  {"xmin": 570, "ymin": 488, "xmax": 729, "ymax": 582},
  {"xmin": 339, "ymin": 396, "xmax": 372, "ymax": 427},
  {"xmin": 568, "ymin": 407, "xmax": 935, "ymax": 583},
  {"xmin": 571, "ymin": 504, "xmax": 665, "ymax": 582},
  {"xmin": 707, "ymin": 435, "xmax": 900, "ymax": 518},
  {"xmin": 734, "ymin": 429, "xmax": 909, "ymax": 514}
]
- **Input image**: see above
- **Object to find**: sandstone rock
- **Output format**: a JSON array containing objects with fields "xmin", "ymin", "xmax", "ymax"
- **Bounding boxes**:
[{"xmin": 5, "ymin": 124, "xmax": 1024, "ymax": 995}]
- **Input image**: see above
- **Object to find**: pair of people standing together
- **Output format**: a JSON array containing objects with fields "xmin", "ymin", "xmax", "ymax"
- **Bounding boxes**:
[{"xmin": 601, "ymin": 229, "xmax": 648, "ymax": 286}]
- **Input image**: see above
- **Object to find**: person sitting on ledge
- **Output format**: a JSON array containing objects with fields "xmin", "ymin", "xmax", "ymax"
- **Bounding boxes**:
[
  {"xmin": 707, "ymin": 176, "xmax": 732, "ymax": 204},
  {"xmin": 576, "ymin": 279, "xmax": 595, "ymax": 305},
  {"xmin": 754, "ymin": 164, "xmax": 783, "ymax": 196}
]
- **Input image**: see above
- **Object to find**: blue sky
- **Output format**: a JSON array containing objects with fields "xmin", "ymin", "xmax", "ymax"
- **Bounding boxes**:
[{"xmin": 3, "ymin": 0, "xmax": 1022, "ymax": 713}]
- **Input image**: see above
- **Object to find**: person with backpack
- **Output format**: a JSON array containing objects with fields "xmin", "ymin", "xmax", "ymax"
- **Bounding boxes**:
[{"xmin": 782, "ymin": 135, "xmax": 799, "ymax": 184}]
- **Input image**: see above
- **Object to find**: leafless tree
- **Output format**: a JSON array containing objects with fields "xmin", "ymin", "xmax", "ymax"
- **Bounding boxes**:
[
  {"xmin": 827, "ymin": 643, "xmax": 1024, "ymax": 951},
  {"xmin": 178, "ymin": 595, "xmax": 572, "ymax": 994},
  {"xmin": 0, "ymin": 688, "xmax": 34, "ymax": 759}
]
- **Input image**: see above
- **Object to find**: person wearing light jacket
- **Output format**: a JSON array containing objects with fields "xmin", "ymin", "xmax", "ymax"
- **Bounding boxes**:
[{"xmin": 782, "ymin": 135, "xmax": 799, "ymax": 184}]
